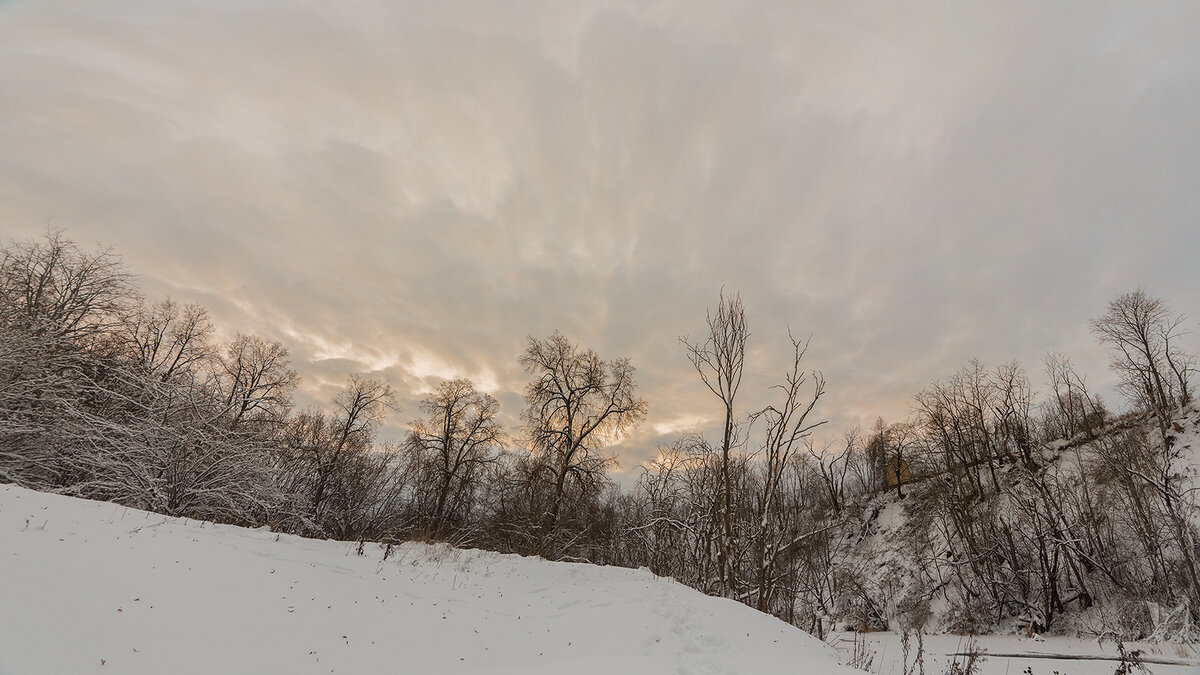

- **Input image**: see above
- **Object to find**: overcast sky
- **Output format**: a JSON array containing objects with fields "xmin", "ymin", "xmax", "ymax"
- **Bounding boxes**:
[{"xmin": 2, "ymin": 0, "xmax": 1198, "ymax": 473}]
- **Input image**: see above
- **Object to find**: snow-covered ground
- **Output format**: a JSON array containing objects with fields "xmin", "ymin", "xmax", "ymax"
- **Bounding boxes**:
[
  {"xmin": 831, "ymin": 631, "xmax": 1200, "ymax": 675},
  {"xmin": 0, "ymin": 485, "xmax": 858, "ymax": 674},
  {"xmin": 5, "ymin": 484, "xmax": 1198, "ymax": 674}
]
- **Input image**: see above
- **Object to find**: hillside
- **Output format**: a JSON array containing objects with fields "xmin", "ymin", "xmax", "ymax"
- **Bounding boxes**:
[
  {"xmin": 829, "ymin": 404, "xmax": 1200, "ymax": 638},
  {"xmin": 0, "ymin": 484, "xmax": 858, "ymax": 674}
]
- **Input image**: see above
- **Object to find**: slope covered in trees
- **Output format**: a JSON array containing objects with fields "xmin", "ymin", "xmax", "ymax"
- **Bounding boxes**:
[{"xmin": 1, "ymin": 232, "xmax": 1197, "ymax": 641}]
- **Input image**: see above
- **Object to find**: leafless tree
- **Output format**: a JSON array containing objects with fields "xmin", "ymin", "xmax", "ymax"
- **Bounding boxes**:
[
  {"xmin": 124, "ymin": 299, "xmax": 214, "ymax": 383},
  {"xmin": 990, "ymin": 361, "xmax": 1035, "ymax": 470},
  {"xmin": 0, "ymin": 230, "xmax": 133, "ymax": 346},
  {"xmin": 0, "ymin": 232, "xmax": 135, "ymax": 485},
  {"xmin": 1040, "ymin": 352, "xmax": 1106, "ymax": 442},
  {"xmin": 1091, "ymin": 289, "xmax": 1195, "ymax": 427},
  {"xmin": 281, "ymin": 375, "xmax": 396, "ymax": 530},
  {"xmin": 519, "ymin": 331, "xmax": 647, "ymax": 555},
  {"xmin": 749, "ymin": 333, "xmax": 827, "ymax": 611},
  {"xmin": 406, "ymin": 378, "xmax": 504, "ymax": 538},
  {"xmin": 62, "ymin": 377, "xmax": 287, "ymax": 525},
  {"xmin": 629, "ymin": 438, "xmax": 698, "ymax": 577},
  {"xmin": 1090, "ymin": 290, "xmax": 1200, "ymax": 613},
  {"xmin": 682, "ymin": 290, "xmax": 748, "ymax": 595},
  {"xmin": 809, "ymin": 428, "xmax": 857, "ymax": 514},
  {"xmin": 214, "ymin": 333, "xmax": 298, "ymax": 431}
]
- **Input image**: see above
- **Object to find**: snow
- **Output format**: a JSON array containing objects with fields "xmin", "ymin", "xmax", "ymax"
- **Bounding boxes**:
[
  {"xmin": 0, "ymin": 485, "xmax": 858, "ymax": 674},
  {"xmin": 831, "ymin": 632, "xmax": 1200, "ymax": 675},
  {"xmin": 1176, "ymin": 404, "xmax": 1200, "ymax": 529}
]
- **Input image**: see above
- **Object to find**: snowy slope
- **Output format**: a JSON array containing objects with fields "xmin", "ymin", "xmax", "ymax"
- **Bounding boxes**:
[
  {"xmin": 0, "ymin": 485, "xmax": 858, "ymax": 674},
  {"xmin": 831, "ymin": 631, "xmax": 1200, "ymax": 675},
  {"xmin": 828, "ymin": 405, "xmax": 1200, "ymax": 638},
  {"xmin": 1176, "ymin": 404, "xmax": 1200, "ymax": 528}
]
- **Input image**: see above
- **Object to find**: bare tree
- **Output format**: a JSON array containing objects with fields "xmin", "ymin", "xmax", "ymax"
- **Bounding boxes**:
[
  {"xmin": 1093, "ymin": 423, "xmax": 1200, "ymax": 619},
  {"xmin": 990, "ymin": 361, "xmax": 1035, "ymax": 470},
  {"xmin": 682, "ymin": 290, "xmax": 748, "ymax": 595},
  {"xmin": 215, "ymin": 333, "xmax": 298, "ymax": 430},
  {"xmin": 749, "ymin": 333, "xmax": 827, "ymax": 611},
  {"xmin": 1041, "ymin": 352, "xmax": 1106, "ymax": 442},
  {"xmin": 914, "ymin": 359, "xmax": 1028, "ymax": 496},
  {"xmin": 629, "ymin": 437, "xmax": 703, "ymax": 578},
  {"xmin": 1087, "ymin": 291, "xmax": 1200, "ymax": 611},
  {"xmin": 808, "ymin": 427, "xmax": 856, "ymax": 514},
  {"xmin": 520, "ymin": 331, "xmax": 647, "ymax": 554},
  {"xmin": 0, "ymin": 233, "xmax": 135, "ymax": 485},
  {"xmin": 282, "ymin": 374, "xmax": 396, "ymax": 528},
  {"xmin": 69, "ymin": 381, "xmax": 286, "ymax": 525},
  {"xmin": 406, "ymin": 378, "xmax": 504, "ymax": 537},
  {"xmin": 0, "ymin": 231, "xmax": 133, "ymax": 345},
  {"xmin": 124, "ymin": 299, "xmax": 214, "ymax": 383},
  {"xmin": 1091, "ymin": 289, "xmax": 1195, "ymax": 427}
]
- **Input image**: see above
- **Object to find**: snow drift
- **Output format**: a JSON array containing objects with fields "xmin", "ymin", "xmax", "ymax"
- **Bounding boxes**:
[{"xmin": 0, "ymin": 485, "xmax": 857, "ymax": 674}]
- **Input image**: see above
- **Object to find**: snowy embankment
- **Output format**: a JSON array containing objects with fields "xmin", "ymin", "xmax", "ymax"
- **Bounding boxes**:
[
  {"xmin": 0, "ymin": 485, "xmax": 857, "ymax": 674},
  {"xmin": 831, "ymin": 631, "xmax": 1199, "ymax": 675}
]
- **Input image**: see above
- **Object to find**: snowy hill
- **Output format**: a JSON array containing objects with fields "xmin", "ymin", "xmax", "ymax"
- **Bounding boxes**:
[
  {"xmin": 0, "ymin": 485, "xmax": 858, "ymax": 674},
  {"xmin": 830, "ymin": 405, "xmax": 1200, "ymax": 638}
]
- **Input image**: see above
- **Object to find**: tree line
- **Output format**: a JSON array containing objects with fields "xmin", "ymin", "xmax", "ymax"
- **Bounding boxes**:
[{"xmin": 1, "ymin": 232, "xmax": 1196, "ymax": 639}]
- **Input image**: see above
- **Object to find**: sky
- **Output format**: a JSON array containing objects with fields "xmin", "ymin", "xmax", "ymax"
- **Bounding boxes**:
[{"xmin": 2, "ymin": 0, "xmax": 1198, "ymax": 474}]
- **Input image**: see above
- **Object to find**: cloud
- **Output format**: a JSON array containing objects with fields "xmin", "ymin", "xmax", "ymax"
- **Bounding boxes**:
[{"xmin": 2, "ymin": 0, "xmax": 1199, "ymax": 465}]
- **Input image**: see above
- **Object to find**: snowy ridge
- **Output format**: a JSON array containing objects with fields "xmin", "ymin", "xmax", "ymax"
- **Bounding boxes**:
[{"xmin": 0, "ymin": 485, "xmax": 857, "ymax": 674}]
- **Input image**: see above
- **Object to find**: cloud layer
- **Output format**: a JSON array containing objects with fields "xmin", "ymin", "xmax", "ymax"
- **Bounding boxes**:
[{"xmin": 3, "ymin": 0, "xmax": 1199, "ymax": 470}]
